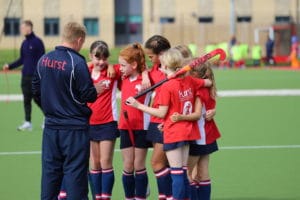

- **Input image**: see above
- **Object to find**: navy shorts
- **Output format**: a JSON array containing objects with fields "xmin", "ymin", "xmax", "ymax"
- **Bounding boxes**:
[
  {"xmin": 89, "ymin": 121, "xmax": 120, "ymax": 141},
  {"xmin": 120, "ymin": 129, "xmax": 152, "ymax": 149},
  {"xmin": 189, "ymin": 141, "xmax": 219, "ymax": 156},
  {"xmin": 163, "ymin": 141, "xmax": 190, "ymax": 151},
  {"xmin": 147, "ymin": 122, "xmax": 163, "ymax": 144}
]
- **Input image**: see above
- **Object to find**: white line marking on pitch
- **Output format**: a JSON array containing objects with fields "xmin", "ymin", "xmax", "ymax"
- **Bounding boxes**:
[
  {"xmin": 1, "ymin": 145, "xmax": 300, "ymax": 156},
  {"xmin": 1, "ymin": 89, "xmax": 300, "ymax": 101}
]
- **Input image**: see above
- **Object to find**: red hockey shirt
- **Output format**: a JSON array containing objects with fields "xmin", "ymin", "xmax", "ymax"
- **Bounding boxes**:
[
  {"xmin": 88, "ymin": 64, "xmax": 121, "ymax": 125},
  {"xmin": 148, "ymin": 63, "xmax": 167, "ymax": 123},
  {"xmin": 158, "ymin": 76, "xmax": 205, "ymax": 143},
  {"xmin": 118, "ymin": 74, "xmax": 151, "ymax": 130},
  {"xmin": 195, "ymin": 88, "xmax": 221, "ymax": 144}
]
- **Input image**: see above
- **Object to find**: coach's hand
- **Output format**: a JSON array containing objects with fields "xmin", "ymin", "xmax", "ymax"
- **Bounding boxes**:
[
  {"xmin": 94, "ymin": 80, "xmax": 106, "ymax": 95},
  {"xmin": 2, "ymin": 64, "xmax": 9, "ymax": 71}
]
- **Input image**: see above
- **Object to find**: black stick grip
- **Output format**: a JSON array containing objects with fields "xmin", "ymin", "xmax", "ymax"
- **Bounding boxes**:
[{"xmin": 133, "ymin": 78, "xmax": 169, "ymax": 99}]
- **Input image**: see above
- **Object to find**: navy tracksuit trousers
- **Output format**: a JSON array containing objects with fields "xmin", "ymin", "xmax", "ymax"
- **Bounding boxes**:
[{"xmin": 41, "ymin": 127, "xmax": 90, "ymax": 200}]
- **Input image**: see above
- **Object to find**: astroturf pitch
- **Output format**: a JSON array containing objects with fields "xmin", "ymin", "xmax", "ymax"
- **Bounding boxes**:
[{"xmin": 0, "ymin": 68, "xmax": 299, "ymax": 199}]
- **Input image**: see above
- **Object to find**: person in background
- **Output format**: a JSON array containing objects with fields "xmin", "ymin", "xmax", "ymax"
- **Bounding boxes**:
[
  {"xmin": 265, "ymin": 36, "xmax": 275, "ymax": 65},
  {"xmin": 2, "ymin": 20, "xmax": 45, "ymax": 131},
  {"xmin": 251, "ymin": 43, "xmax": 262, "ymax": 67},
  {"xmin": 289, "ymin": 35, "xmax": 300, "ymax": 68}
]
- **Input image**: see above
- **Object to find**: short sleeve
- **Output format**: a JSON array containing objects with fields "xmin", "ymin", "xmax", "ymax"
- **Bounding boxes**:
[
  {"xmin": 191, "ymin": 76, "xmax": 205, "ymax": 89},
  {"xmin": 157, "ymin": 84, "xmax": 170, "ymax": 106}
]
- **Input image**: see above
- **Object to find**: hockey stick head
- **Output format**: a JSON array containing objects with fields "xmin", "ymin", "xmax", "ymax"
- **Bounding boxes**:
[{"xmin": 171, "ymin": 48, "xmax": 226, "ymax": 78}]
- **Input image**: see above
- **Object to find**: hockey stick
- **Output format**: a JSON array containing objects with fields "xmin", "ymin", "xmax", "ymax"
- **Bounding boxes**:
[
  {"xmin": 133, "ymin": 48, "xmax": 226, "ymax": 99},
  {"xmin": 123, "ymin": 110, "xmax": 135, "ymax": 146}
]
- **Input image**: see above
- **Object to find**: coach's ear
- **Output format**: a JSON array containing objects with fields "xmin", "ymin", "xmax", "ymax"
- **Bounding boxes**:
[{"xmin": 75, "ymin": 37, "xmax": 85, "ymax": 52}]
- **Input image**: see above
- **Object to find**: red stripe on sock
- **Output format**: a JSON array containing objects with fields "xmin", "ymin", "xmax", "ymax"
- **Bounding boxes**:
[
  {"xmin": 135, "ymin": 168, "xmax": 147, "ymax": 175},
  {"xmin": 199, "ymin": 179, "xmax": 211, "ymax": 186},
  {"xmin": 90, "ymin": 169, "xmax": 102, "ymax": 174},
  {"xmin": 102, "ymin": 168, "xmax": 114, "ymax": 173},
  {"xmin": 170, "ymin": 169, "xmax": 184, "ymax": 175},
  {"xmin": 155, "ymin": 168, "xmax": 170, "ymax": 177}
]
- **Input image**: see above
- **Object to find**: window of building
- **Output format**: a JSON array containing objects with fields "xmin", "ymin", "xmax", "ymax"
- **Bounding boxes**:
[
  {"xmin": 129, "ymin": 15, "xmax": 142, "ymax": 34},
  {"xmin": 115, "ymin": 15, "xmax": 127, "ymax": 34},
  {"xmin": 44, "ymin": 18, "xmax": 59, "ymax": 36},
  {"xmin": 198, "ymin": 17, "xmax": 213, "ymax": 23},
  {"xmin": 4, "ymin": 18, "xmax": 20, "ymax": 36},
  {"xmin": 84, "ymin": 18, "xmax": 99, "ymax": 36},
  {"xmin": 275, "ymin": 16, "xmax": 291, "ymax": 23},
  {"xmin": 237, "ymin": 16, "xmax": 252, "ymax": 23},
  {"xmin": 160, "ymin": 17, "xmax": 175, "ymax": 24}
]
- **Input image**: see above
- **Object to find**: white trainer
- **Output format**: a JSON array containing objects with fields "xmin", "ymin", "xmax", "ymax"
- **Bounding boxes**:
[{"xmin": 17, "ymin": 121, "xmax": 32, "ymax": 131}]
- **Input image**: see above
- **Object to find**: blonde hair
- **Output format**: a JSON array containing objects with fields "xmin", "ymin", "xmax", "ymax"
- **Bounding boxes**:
[
  {"xmin": 119, "ymin": 43, "xmax": 146, "ymax": 73},
  {"xmin": 192, "ymin": 62, "xmax": 217, "ymax": 99},
  {"xmin": 174, "ymin": 44, "xmax": 193, "ymax": 66},
  {"xmin": 174, "ymin": 45, "xmax": 193, "ymax": 59},
  {"xmin": 159, "ymin": 48, "xmax": 184, "ymax": 71},
  {"xmin": 62, "ymin": 22, "xmax": 86, "ymax": 44}
]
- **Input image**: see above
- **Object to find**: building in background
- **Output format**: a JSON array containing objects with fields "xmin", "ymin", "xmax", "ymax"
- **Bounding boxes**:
[{"xmin": 0, "ymin": 0, "xmax": 299, "ymax": 59}]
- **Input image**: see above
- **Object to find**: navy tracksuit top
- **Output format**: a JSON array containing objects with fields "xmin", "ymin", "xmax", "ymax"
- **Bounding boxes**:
[
  {"xmin": 9, "ymin": 32, "xmax": 45, "ymax": 76},
  {"xmin": 32, "ymin": 46, "xmax": 97, "ymax": 129}
]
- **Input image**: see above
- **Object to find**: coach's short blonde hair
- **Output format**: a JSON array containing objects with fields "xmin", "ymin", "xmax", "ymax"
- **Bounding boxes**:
[
  {"xmin": 62, "ymin": 22, "xmax": 86, "ymax": 43},
  {"xmin": 160, "ymin": 48, "xmax": 184, "ymax": 71}
]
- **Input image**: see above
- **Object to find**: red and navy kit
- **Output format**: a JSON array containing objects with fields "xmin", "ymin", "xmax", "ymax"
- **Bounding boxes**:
[
  {"xmin": 32, "ymin": 46, "xmax": 97, "ymax": 129},
  {"xmin": 195, "ymin": 88, "xmax": 221, "ymax": 145},
  {"xmin": 148, "ymin": 63, "xmax": 166, "ymax": 124},
  {"xmin": 118, "ymin": 75, "xmax": 152, "ymax": 130},
  {"xmin": 32, "ymin": 45, "xmax": 97, "ymax": 199},
  {"xmin": 158, "ymin": 76, "xmax": 206, "ymax": 144},
  {"xmin": 88, "ymin": 64, "xmax": 121, "ymax": 125}
]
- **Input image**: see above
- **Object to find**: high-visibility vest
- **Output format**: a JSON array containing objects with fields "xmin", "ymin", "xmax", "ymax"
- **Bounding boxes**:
[
  {"xmin": 240, "ymin": 44, "xmax": 249, "ymax": 59},
  {"xmin": 231, "ymin": 45, "xmax": 242, "ymax": 61},
  {"xmin": 251, "ymin": 45, "xmax": 262, "ymax": 60},
  {"xmin": 218, "ymin": 42, "xmax": 229, "ymax": 58},
  {"xmin": 188, "ymin": 43, "xmax": 198, "ymax": 57},
  {"xmin": 205, "ymin": 44, "xmax": 216, "ymax": 54}
]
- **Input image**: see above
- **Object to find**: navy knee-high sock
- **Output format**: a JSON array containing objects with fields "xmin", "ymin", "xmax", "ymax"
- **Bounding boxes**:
[
  {"xmin": 89, "ymin": 169, "xmax": 102, "ymax": 200},
  {"xmin": 198, "ymin": 179, "xmax": 211, "ymax": 200},
  {"xmin": 170, "ymin": 167, "xmax": 185, "ymax": 200},
  {"xmin": 122, "ymin": 170, "xmax": 135, "ymax": 200},
  {"xmin": 135, "ymin": 168, "xmax": 148, "ymax": 199},
  {"xmin": 183, "ymin": 166, "xmax": 190, "ymax": 199},
  {"xmin": 190, "ymin": 181, "xmax": 199, "ymax": 200},
  {"xmin": 101, "ymin": 168, "xmax": 114, "ymax": 200},
  {"xmin": 155, "ymin": 167, "xmax": 172, "ymax": 200}
]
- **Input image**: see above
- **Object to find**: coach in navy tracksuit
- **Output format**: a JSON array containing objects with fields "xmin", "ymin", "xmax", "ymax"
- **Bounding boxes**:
[
  {"xmin": 3, "ymin": 20, "xmax": 45, "ymax": 131},
  {"xmin": 32, "ymin": 22, "xmax": 102, "ymax": 200}
]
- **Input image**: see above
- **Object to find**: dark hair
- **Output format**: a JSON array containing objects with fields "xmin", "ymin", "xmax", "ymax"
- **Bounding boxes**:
[
  {"xmin": 119, "ymin": 42, "xmax": 146, "ymax": 73},
  {"xmin": 89, "ymin": 40, "xmax": 110, "ymax": 59},
  {"xmin": 144, "ymin": 35, "xmax": 171, "ymax": 54},
  {"xmin": 22, "ymin": 20, "xmax": 33, "ymax": 29}
]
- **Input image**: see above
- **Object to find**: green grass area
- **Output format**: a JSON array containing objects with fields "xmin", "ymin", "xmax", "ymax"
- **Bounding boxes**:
[
  {"xmin": 0, "ymin": 57, "xmax": 300, "ymax": 199},
  {"xmin": 1, "ymin": 96, "xmax": 299, "ymax": 199}
]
